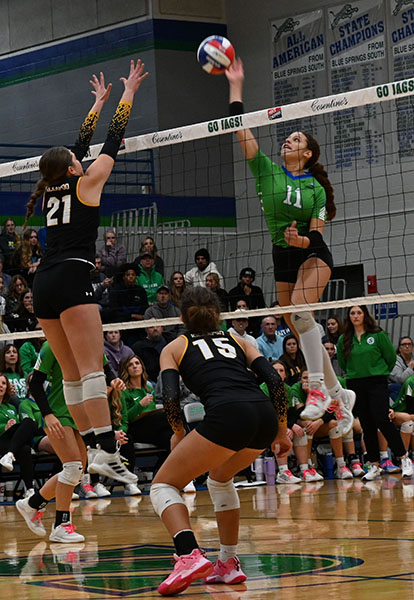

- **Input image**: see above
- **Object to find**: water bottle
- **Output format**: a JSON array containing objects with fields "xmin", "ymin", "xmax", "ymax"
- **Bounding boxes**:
[
  {"xmin": 252, "ymin": 457, "xmax": 264, "ymax": 482},
  {"xmin": 0, "ymin": 483, "xmax": 4, "ymax": 503},
  {"xmin": 264, "ymin": 456, "xmax": 276, "ymax": 486}
]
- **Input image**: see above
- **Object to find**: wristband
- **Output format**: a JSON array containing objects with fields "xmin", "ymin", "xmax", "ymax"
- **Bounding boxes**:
[
  {"xmin": 229, "ymin": 101, "xmax": 244, "ymax": 116},
  {"xmin": 306, "ymin": 230, "xmax": 324, "ymax": 250}
]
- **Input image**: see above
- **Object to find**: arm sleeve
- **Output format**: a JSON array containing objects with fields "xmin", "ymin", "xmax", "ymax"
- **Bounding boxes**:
[
  {"xmin": 29, "ymin": 370, "xmax": 53, "ymax": 418},
  {"xmin": 161, "ymin": 369, "xmax": 184, "ymax": 433},
  {"xmin": 99, "ymin": 101, "xmax": 132, "ymax": 160},
  {"xmin": 72, "ymin": 110, "xmax": 100, "ymax": 161},
  {"xmin": 250, "ymin": 356, "xmax": 288, "ymax": 427}
]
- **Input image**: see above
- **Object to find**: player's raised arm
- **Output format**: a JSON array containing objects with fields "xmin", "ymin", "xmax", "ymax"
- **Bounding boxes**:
[{"xmin": 226, "ymin": 58, "xmax": 258, "ymax": 160}]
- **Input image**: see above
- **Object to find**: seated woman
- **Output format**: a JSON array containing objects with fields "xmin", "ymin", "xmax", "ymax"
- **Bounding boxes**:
[
  {"xmin": 389, "ymin": 337, "xmax": 414, "ymax": 399},
  {"xmin": 169, "ymin": 271, "xmax": 186, "ymax": 308},
  {"xmin": 7, "ymin": 289, "xmax": 38, "ymax": 333},
  {"xmin": 205, "ymin": 273, "xmax": 229, "ymax": 311},
  {"xmin": 104, "ymin": 330, "xmax": 134, "ymax": 376},
  {"xmin": 115, "ymin": 354, "xmax": 173, "ymax": 455},
  {"xmin": 11, "ymin": 229, "xmax": 43, "ymax": 288},
  {"xmin": 0, "ymin": 343, "xmax": 27, "ymax": 403},
  {"xmin": 323, "ymin": 314, "xmax": 343, "ymax": 345},
  {"xmin": 279, "ymin": 334, "xmax": 306, "ymax": 386},
  {"xmin": 0, "ymin": 374, "xmax": 37, "ymax": 496},
  {"xmin": 139, "ymin": 236, "xmax": 164, "ymax": 277},
  {"xmin": 5, "ymin": 275, "xmax": 27, "ymax": 319}
]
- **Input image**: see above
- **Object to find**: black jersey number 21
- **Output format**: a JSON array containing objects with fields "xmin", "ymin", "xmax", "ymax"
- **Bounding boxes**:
[{"xmin": 46, "ymin": 195, "xmax": 72, "ymax": 226}]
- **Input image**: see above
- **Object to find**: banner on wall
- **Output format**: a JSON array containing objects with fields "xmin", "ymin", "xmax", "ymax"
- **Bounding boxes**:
[
  {"xmin": 388, "ymin": 0, "xmax": 414, "ymax": 159},
  {"xmin": 270, "ymin": 10, "xmax": 327, "ymax": 150},
  {"xmin": 326, "ymin": 0, "xmax": 387, "ymax": 169}
]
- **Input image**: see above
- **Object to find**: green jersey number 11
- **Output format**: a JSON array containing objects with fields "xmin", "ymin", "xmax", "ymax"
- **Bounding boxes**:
[{"xmin": 283, "ymin": 185, "xmax": 302, "ymax": 209}]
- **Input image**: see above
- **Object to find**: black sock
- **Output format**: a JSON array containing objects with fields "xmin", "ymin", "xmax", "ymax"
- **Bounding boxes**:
[
  {"xmin": 82, "ymin": 432, "xmax": 97, "ymax": 448},
  {"xmin": 173, "ymin": 530, "xmax": 199, "ymax": 556},
  {"xmin": 55, "ymin": 510, "xmax": 71, "ymax": 528},
  {"xmin": 28, "ymin": 491, "xmax": 48, "ymax": 510},
  {"xmin": 95, "ymin": 431, "xmax": 117, "ymax": 453}
]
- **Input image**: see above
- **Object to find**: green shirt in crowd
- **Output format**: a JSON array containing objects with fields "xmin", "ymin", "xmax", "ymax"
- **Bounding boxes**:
[
  {"xmin": 0, "ymin": 402, "xmax": 19, "ymax": 436},
  {"xmin": 260, "ymin": 381, "xmax": 292, "ymax": 406},
  {"xmin": 337, "ymin": 330, "xmax": 396, "ymax": 380},
  {"xmin": 122, "ymin": 386, "xmax": 156, "ymax": 424},
  {"xmin": 5, "ymin": 372, "xmax": 27, "ymax": 400},
  {"xmin": 393, "ymin": 374, "xmax": 414, "ymax": 413},
  {"xmin": 136, "ymin": 266, "xmax": 164, "ymax": 304},
  {"xmin": 248, "ymin": 150, "xmax": 327, "ymax": 247}
]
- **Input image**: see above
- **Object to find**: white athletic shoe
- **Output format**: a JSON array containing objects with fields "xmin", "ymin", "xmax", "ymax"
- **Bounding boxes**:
[
  {"xmin": 402, "ymin": 456, "xmax": 414, "ymax": 478},
  {"xmin": 350, "ymin": 461, "xmax": 365, "ymax": 477},
  {"xmin": 362, "ymin": 464, "xmax": 383, "ymax": 481},
  {"xmin": 300, "ymin": 388, "xmax": 332, "ymax": 420},
  {"xmin": 79, "ymin": 484, "xmax": 98, "ymax": 499},
  {"xmin": 0, "ymin": 451, "xmax": 15, "ymax": 471},
  {"xmin": 124, "ymin": 482, "xmax": 142, "ymax": 496},
  {"xmin": 16, "ymin": 498, "xmax": 46, "ymax": 537},
  {"xmin": 24, "ymin": 488, "xmax": 36, "ymax": 499},
  {"xmin": 340, "ymin": 389, "xmax": 356, "ymax": 411},
  {"xmin": 337, "ymin": 465, "xmax": 353, "ymax": 479},
  {"xmin": 93, "ymin": 483, "xmax": 111, "ymax": 497},
  {"xmin": 49, "ymin": 523, "xmax": 85, "ymax": 543},
  {"xmin": 276, "ymin": 469, "xmax": 302, "ymax": 484},
  {"xmin": 300, "ymin": 469, "xmax": 315, "ymax": 482},
  {"xmin": 88, "ymin": 446, "xmax": 137, "ymax": 484},
  {"xmin": 182, "ymin": 481, "xmax": 196, "ymax": 493},
  {"xmin": 72, "ymin": 492, "xmax": 80, "ymax": 501}
]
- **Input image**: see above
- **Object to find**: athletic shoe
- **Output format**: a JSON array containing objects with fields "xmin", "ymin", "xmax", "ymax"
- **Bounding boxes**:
[
  {"xmin": 72, "ymin": 492, "xmax": 80, "ymax": 501},
  {"xmin": 49, "ymin": 523, "xmax": 85, "ymax": 543},
  {"xmin": 350, "ymin": 461, "xmax": 365, "ymax": 477},
  {"xmin": 79, "ymin": 484, "xmax": 98, "ymax": 499},
  {"xmin": 337, "ymin": 465, "xmax": 353, "ymax": 480},
  {"xmin": 24, "ymin": 488, "xmax": 35, "ymax": 499},
  {"xmin": 87, "ymin": 446, "xmax": 98, "ymax": 465},
  {"xmin": 0, "ymin": 451, "xmax": 15, "ymax": 471},
  {"xmin": 308, "ymin": 468, "xmax": 324, "ymax": 481},
  {"xmin": 93, "ymin": 483, "xmax": 111, "ymax": 497},
  {"xmin": 340, "ymin": 388, "xmax": 356, "ymax": 411},
  {"xmin": 300, "ymin": 388, "xmax": 331, "ymax": 420},
  {"xmin": 379, "ymin": 458, "xmax": 400, "ymax": 473},
  {"xmin": 205, "ymin": 556, "xmax": 247, "ymax": 584},
  {"xmin": 362, "ymin": 464, "xmax": 383, "ymax": 481},
  {"xmin": 16, "ymin": 498, "xmax": 46, "ymax": 537},
  {"xmin": 182, "ymin": 481, "xmax": 196, "ymax": 493},
  {"xmin": 124, "ymin": 482, "xmax": 142, "ymax": 496},
  {"xmin": 88, "ymin": 446, "xmax": 138, "ymax": 484},
  {"xmin": 158, "ymin": 548, "xmax": 213, "ymax": 596},
  {"xmin": 300, "ymin": 469, "xmax": 314, "ymax": 482},
  {"xmin": 336, "ymin": 404, "xmax": 354, "ymax": 435},
  {"xmin": 401, "ymin": 456, "xmax": 414, "ymax": 478},
  {"xmin": 276, "ymin": 469, "xmax": 302, "ymax": 484}
]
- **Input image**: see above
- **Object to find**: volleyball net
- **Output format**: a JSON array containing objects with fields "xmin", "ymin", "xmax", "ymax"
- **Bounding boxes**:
[{"xmin": 1, "ymin": 77, "xmax": 414, "ymax": 342}]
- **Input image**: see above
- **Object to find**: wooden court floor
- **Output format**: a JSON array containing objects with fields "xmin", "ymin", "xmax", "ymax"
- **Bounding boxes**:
[{"xmin": 1, "ymin": 476, "xmax": 414, "ymax": 599}]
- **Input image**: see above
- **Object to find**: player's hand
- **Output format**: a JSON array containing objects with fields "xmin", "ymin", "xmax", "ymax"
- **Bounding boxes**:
[
  {"xmin": 304, "ymin": 419, "xmax": 323, "ymax": 436},
  {"xmin": 115, "ymin": 430, "xmax": 128, "ymax": 445},
  {"xmin": 121, "ymin": 59, "xmax": 149, "ymax": 94},
  {"xmin": 5, "ymin": 419, "xmax": 16, "ymax": 431},
  {"xmin": 292, "ymin": 423, "xmax": 305, "ymax": 437},
  {"xmin": 225, "ymin": 57, "xmax": 244, "ymax": 86},
  {"xmin": 44, "ymin": 414, "xmax": 65, "ymax": 439},
  {"xmin": 284, "ymin": 221, "xmax": 308, "ymax": 248},
  {"xmin": 111, "ymin": 377, "xmax": 126, "ymax": 391},
  {"xmin": 90, "ymin": 72, "xmax": 112, "ymax": 103},
  {"xmin": 271, "ymin": 429, "xmax": 292, "ymax": 458},
  {"xmin": 140, "ymin": 394, "xmax": 153, "ymax": 407}
]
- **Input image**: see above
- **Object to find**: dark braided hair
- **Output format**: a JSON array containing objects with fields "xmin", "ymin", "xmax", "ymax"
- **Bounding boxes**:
[
  {"xmin": 303, "ymin": 133, "xmax": 336, "ymax": 221},
  {"xmin": 25, "ymin": 146, "xmax": 73, "ymax": 226}
]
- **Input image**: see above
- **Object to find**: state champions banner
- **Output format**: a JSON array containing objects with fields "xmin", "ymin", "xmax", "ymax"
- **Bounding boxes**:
[
  {"xmin": 271, "ymin": 10, "xmax": 327, "ymax": 150},
  {"xmin": 326, "ymin": 0, "xmax": 388, "ymax": 169},
  {"xmin": 388, "ymin": 0, "xmax": 414, "ymax": 159}
]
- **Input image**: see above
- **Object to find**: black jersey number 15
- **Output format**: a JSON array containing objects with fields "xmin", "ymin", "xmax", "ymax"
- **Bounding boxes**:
[
  {"xmin": 46, "ymin": 195, "xmax": 72, "ymax": 226},
  {"xmin": 192, "ymin": 338, "xmax": 237, "ymax": 360}
]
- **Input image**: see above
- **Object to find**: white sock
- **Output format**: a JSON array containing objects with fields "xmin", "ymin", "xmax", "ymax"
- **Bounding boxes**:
[
  {"xmin": 300, "ymin": 464, "xmax": 309, "ymax": 472},
  {"xmin": 336, "ymin": 457, "xmax": 345, "ymax": 468},
  {"xmin": 219, "ymin": 544, "xmax": 238, "ymax": 562},
  {"xmin": 279, "ymin": 464, "xmax": 289, "ymax": 473},
  {"xmin": 379, "ymin": 451, "xmax": 388, "ymax": 461},
  {"xmin": 298, "ymin": 322, "xmax": 324, "ymax": 389}
]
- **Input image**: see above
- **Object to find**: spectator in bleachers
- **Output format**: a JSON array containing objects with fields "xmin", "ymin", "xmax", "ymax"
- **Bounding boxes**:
[
  {"xmin": 0, "ymin": 308, "xmax": 13, "ymax": 351},
  {"xmin": 323, "ymin": 340, "xmax": 343, "ymax": 378},
  {"xmin": 0, "ymin": 218, "xmax": 21, "ymax": 270},
  {"xmin": 139, "ymin": 236, "xmax": 164, "ymax": 277},
  {"xmin": 11, "ymin": 229, "xmax": 42, "ymax": 287},
  {"xmin": 0, "ymin": 343, "xmax": 27, "ymax": 402},
  {"xmin": 91, "ymin": 256, "xmax": 113, "ymax": 316},
  {"xmin": 169, "ymin": 271, "xmax": 186, "ymax": 308},
  {"xmin": 132, "ymin": 324, "xmax": 167, "ymax": 385},
  {"xmin": 108, "ymin": 263, "xmax": 148, "ymax": 323},
  {"xmin": 104, "ymin": 330, "xmax": 134, "ymax": 376},
  {"xmin": 184, "ymin": 248, "xmax": 223, "ymax": 288},
  {"xmin": 7, "ymin": 289, "xmax": 38, "ymax": 333},
  {"xmin": 97, "ymin": 230, "xmax": 127, "ymax": 277},
  {"xmin": 5, "ymin": 275, "xmax": 27, "ymax": 318},
  {"xmin": 256, "ymin": 316, "xmax": 284, "ymax": 361},
  {"xmin": 323, "ymin": 314, "xmax": 343, "ymax": 345},
  {"xmin": 0, "ymin": 374, "xmax": 37, "ymax": 497},
  {"xmin": 116, "ymin": 354, "xmax": 173, "ymax": 455},
  {"xmin": 228, "ymin": 268, "xmax": 265, "ymax": 337},
  {"xmin": 205, "ymin": 272, "xmax": 229, "ymax": 311},
  {"xmin": 144, "ymin": 286, "xmax": 185, "ymax": 343},
  {"xmin": 228, "ymin": 309, "xmax": 258, "ymax": 349},
  {"xmin": 337, "ymin": 305, "xmax": 413, "ymax": 481},
  {"xmin": 135, "ymin": 251, "xmax": 164, "ymax": 304},
  {"xmin": 270, "ymin": 301, "xmax": 291, "ymax": 338},
  {"xmin": 279, "ymin": 334, "xmax": 307, "ymax": 386},
  {"xmin": 389, "ymin": 336, "xmax": 414, "ymax": 385},
  {"xmin": 0, "ymin": 257, "xmax": 11, "ymax": 291},
  {"xmin": 19, "ymin": 325, "xmax": 45, "ymax": 377}
]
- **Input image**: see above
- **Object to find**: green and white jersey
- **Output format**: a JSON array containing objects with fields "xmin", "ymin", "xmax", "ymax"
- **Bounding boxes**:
[
  {"xmin": 393, "ymin": 374, "xmax": 414, "ymax": 413},
  {"xmin": 248, "ymin": 150, "xmax": 327, "ymax": 247},
  {"xmin": 5, "ymin": 372, "xmax": 27, "ymax": 400},
  {"xmin": 0, "ymin": 402, "xmax": 19, "ymax": 436}
]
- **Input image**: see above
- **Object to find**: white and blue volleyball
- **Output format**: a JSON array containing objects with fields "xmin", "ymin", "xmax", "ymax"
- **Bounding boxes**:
[{"xmin": 197, "ymin": 35, "xmax": 235, "ymax": 75}]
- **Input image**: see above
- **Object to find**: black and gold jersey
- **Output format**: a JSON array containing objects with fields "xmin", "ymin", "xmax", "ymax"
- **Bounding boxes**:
[
  {"xmin": 178, "ymin": 330, "xmax": 268, "ymax": 409},
  {"xmin": 38, "ymin": 175, "xmax": 99, "ymax": 271}
]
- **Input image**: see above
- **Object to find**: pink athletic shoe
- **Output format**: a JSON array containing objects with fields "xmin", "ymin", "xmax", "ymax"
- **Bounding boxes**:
[
  {"xmin": 158, "ymin": 548, "xmax": 213, "ymax": 596},
  {"xmin": 205, "ymin": 556, "xmax": 247, "ymax": 584}
]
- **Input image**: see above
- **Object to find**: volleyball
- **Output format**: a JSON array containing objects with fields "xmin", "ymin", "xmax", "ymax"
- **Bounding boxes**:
[{"xmin": 197, "ymin": 35, "xmax": 235, "ymax": 75}]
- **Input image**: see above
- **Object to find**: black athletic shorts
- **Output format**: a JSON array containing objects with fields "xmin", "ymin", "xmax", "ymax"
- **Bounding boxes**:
[
  {"xmin": 33, "ymin": 259, "xmax": 96, "ymax": 319},
  {"xmin": 272, "ymin": 242, "xmax": 334, "ymax": 283},
  {"xmin": 196, "ymin": 400, "xmax": 278, "ymax": 452}
]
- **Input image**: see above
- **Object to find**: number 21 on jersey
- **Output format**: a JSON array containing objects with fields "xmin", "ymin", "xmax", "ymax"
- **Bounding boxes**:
[
  {"xmin": 46, "ymin": 195, "xmax": 71, "ymax": 226},
  {"xmin": 193, "ymin": 338, "xmax": 237, "ymax": 360}
]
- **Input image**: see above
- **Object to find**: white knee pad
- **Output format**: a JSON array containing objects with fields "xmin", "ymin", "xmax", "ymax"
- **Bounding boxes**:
[
  {"xmin": 329, "ymin": 425, "xmax": 342, "ymax": 439},
  {"xmin": 63, "ymin": 380, "xmax": 83, "ymax": 406},
  {"xmin": 207, "ymin": 477, "xmax": 240, "ymax": 513},
  {"xmin": 81, "ymin": 371, "xmax": 107, "ymax": 402},
  {"xmin": 58, "ymin": 461, "xmax": 83, "ymax": 486},
  {"xmin": 150, "ymin": 483, "xmax": 185, "ymax": 517},
  {"xmin": 342, "ymin": 429, "xmax": 354, "ymax": 443},
  {"xmin": 293, "ymin": 433, "xmax": 308, "ymax": 447},
  {"xmin": 401, "ymin": 420, "xmax": 414, "ymax": 434},
  {"xmin": 292, "ymin": 311, "xmax": 316, "ymax": 335}
]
